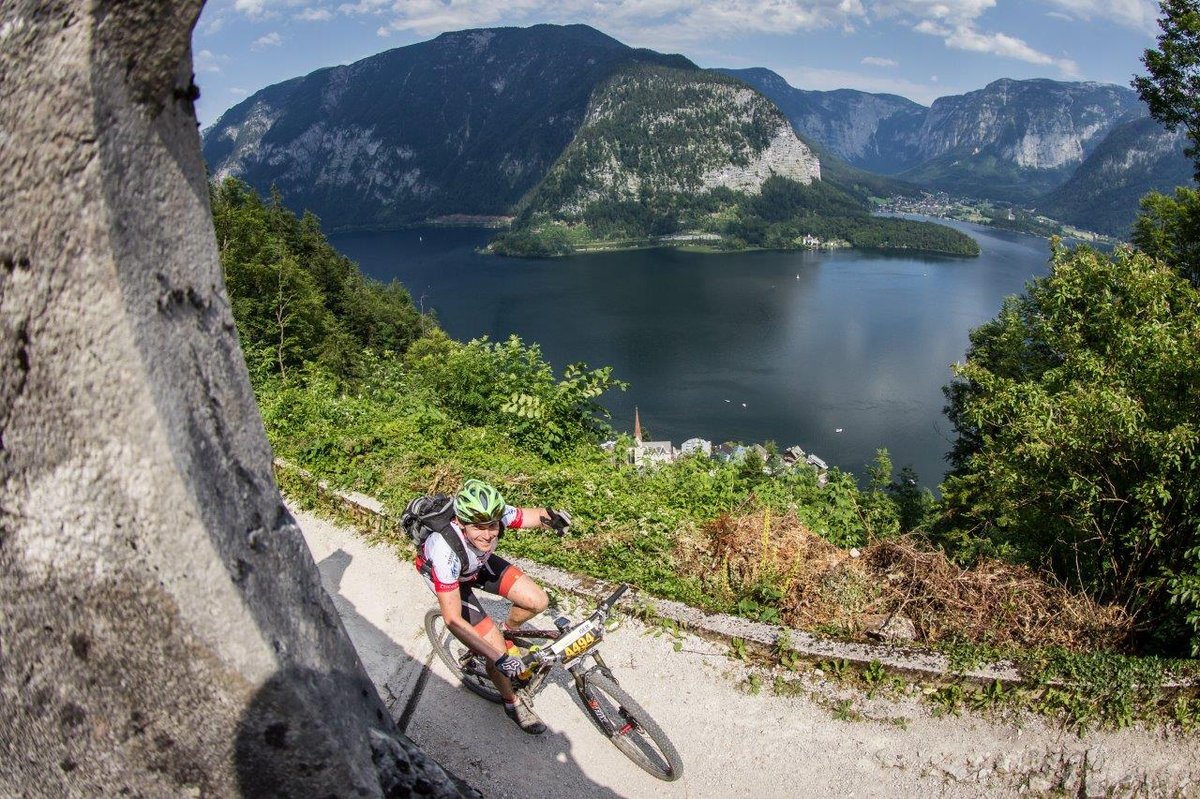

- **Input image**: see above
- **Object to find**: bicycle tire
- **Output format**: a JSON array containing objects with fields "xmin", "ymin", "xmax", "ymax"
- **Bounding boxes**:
[
  {"xmin": 580, "ymin": 673, "xmax": 683, "ymax": 782},
  {"xmin": 423, "ymin": 609, "xmax": 504, "ymax": 704}
]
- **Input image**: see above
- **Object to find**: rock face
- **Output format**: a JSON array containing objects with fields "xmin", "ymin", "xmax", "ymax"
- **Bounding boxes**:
[
  {"xmin": 718, "ymin": 67, "xmax": 927, "ymax": 174},
  {"xmin": 0, "ymin": 1, "xmax": 467, "ymax": 796},
  {"xmin": 1038, "ymin": 115, "xmax": 1192, "ymax": 236},
  {"xmin": 897, "ymin": 78, "xmax": 1145, "ymax": 200},
  {"xmin": 731, "ymin": 69, "xmax": 1168, "ymax": 205}
]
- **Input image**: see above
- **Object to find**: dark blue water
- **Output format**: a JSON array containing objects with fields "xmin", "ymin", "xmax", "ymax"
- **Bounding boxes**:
[{"xmin": 331, "ymin": 220, "xmax": 1052, "ymax": 488}]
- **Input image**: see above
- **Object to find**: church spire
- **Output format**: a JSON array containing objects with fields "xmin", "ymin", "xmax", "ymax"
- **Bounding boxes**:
[{"xmin": 634, "ymin": 406, "xmax": 642, "ymax": 443}]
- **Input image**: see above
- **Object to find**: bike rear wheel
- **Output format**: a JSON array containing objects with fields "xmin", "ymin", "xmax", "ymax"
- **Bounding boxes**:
[
  {"xmin": 579, "ymin": 673, "xmax": 682, "ymax": 781},
  {"xmin": 423, "ymin": 609, "xmax": 504, "ymax": 704}
]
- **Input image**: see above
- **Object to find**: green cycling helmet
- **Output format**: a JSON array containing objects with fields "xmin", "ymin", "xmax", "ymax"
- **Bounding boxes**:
[{"xmin": 454, "ymin": 479, "xmax": 506, "ymax": 524}]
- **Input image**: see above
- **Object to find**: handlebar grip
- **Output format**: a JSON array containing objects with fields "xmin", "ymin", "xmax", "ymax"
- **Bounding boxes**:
[{"xmin": 601, "ymin": 583, "xmax": 630, "ymax": 610}]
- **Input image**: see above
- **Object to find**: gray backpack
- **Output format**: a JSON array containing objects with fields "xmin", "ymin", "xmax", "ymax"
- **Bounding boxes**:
[{"xmin": 400, "ymin": 493, "xmax": 469, "ymax": 576}]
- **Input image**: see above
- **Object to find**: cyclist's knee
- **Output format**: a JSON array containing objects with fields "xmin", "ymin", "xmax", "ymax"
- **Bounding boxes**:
[
  {"xmin": 529, "ymin": 586, "xmax": 549, "ymax": 615},
  {"xmin": 509, "ymin": 575, "xmax": 548, "ymax": 614}
]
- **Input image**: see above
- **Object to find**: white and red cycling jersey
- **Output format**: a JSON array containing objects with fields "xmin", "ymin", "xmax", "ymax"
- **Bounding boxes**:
[{"xmin": 416, "ymin": 506, "xmax": 527, "ymax": 593}]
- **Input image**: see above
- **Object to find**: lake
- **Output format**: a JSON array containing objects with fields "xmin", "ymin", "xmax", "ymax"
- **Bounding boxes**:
[{"xmin": 331, "ymin": 220, "xmax": 1053, "ymax": 488}]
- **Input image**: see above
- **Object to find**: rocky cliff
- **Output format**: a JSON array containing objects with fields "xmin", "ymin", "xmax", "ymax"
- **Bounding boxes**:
[
  {"xmin": 718, "ymin": 67, "xmax": 928, "ymax": 174},
  {"xmin": 0, "ymin": 0, "xmax": 469, "ymax": 795},
  {"xmin": 898, "ymin": 78, "xmax": 1145, "ymax": 200},
  {"xmin": 733, "ymin": 70, "xmax": 1160, "ymax": 205},
  {"xmin": 525, "ymin": 66, "xmax": 819, "ymax": 218}
]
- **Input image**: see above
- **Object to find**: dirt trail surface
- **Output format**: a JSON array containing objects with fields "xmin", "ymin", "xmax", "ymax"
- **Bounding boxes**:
[{"xmin": 295, "ymin": 508, "xmax": 1200, "ymax": 798}]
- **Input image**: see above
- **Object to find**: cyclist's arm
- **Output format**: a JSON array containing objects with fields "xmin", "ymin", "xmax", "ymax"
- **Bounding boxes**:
[
  {"xmin": 436, "ymin": 589, "xmax": 506, "ymax": 661},
  {"xmin": 504, "ymin": 506, "xmax": 554, "ymax": 530}
]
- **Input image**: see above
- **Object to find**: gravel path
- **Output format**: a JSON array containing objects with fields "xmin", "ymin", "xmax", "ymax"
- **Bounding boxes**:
[{"xmin": 295, "ymin": 507, "xmax": 1200, "ymax": 798}]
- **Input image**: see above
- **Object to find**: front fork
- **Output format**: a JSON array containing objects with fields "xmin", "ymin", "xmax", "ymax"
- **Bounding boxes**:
[{"xmin": 571, "ymin": 653, "xmax": 633, "ymax": 735}]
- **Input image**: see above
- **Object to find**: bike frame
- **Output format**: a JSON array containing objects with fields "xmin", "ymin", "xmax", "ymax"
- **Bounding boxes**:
[{"xmin": 509, "ymin": 584, "xmax": 629, "ymax": 703}]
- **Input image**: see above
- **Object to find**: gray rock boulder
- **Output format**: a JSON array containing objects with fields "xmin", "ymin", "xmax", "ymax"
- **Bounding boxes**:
[{"xmin": 0, "ymin": 1, "xmax": 469, "ymax": 795}]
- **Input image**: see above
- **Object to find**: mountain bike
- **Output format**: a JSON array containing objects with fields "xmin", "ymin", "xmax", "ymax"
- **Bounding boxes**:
[{"xmin": 424, "ymin": 583, "xmax": 683, "ymax": 782}]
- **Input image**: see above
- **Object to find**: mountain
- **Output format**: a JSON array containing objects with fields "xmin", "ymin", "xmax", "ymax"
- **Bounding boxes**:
[
  {"xmin": 730, "ymin": 70, "xmax": 1147, "ymax": 203},
  {"xmin": 717, "ymin": 67, "xmax": 928, "ymax": 174},
  {"xmin": 202, "ymin": 25, "xmax": 693, "ymax": 229},
  {"xmin": 1037, "ymin": 116, "xmax": 1193, "ymax": 236},
  {"xmin": 897, "ymin": 79, "xmax": 1145, "ymax": 201},
  {"xmin": 521, "ymin": 66, "xmax": 820, "ymax": 215},
  {"xmin": 204, "ymin": 24, "xmax": 1183, "ymax": 243},
  {"xmin": 497, "ymin": 65, "xmax": 977, "ymax": 258}
]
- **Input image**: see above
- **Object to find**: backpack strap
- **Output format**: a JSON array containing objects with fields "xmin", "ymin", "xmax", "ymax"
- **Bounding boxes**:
[
  {"xmin": 417, "ymin": 524, "xmax": 472, "ymax": 581},
  {"xmin": 439, "ymin": 526, "xmax": 471, "ymax": 577}
]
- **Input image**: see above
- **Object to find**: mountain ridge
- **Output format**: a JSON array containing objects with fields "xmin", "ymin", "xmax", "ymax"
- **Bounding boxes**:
[
  {"xmin": 204, "ymin": 24, "xmax": 695, "ymax": 230},
  {"xmin": 202, "ymin": 24, "xmax": 1196, "ymax": 237}
]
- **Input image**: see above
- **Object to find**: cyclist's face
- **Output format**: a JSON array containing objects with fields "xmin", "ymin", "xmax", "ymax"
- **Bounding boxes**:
[{"xmin": 462, "ymin": 519, "xmax": 500, "ymax": 549}]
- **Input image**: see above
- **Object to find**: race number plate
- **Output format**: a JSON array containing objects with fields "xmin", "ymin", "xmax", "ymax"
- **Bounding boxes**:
[
  {"xmin": 553, "ymin": 619, "xmax": 598, "ymax": 659},
  {"xmin": 563, "ymin": 630, "xmax": 599, "ymax": 659}
]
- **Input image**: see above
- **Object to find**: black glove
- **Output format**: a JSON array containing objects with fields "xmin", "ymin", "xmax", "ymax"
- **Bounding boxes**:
[
  {"xmin": 540, "ymin": 506, "xmax": 572, "ymax": 535},
  {"xmin": 495, "ymin": 653, "xmax": 524, "ymax": 679}
]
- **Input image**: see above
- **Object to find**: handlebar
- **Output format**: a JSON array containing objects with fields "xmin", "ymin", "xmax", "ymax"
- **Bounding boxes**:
[{"xmin": 519, "ymin": 583, "xmax": 631, "ymax": 670}]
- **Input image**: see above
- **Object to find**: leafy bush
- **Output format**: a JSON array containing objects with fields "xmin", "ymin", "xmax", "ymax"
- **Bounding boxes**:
[{"xmin": 940, "ymin": 240, "xmax": 1200, "ymax": 654}]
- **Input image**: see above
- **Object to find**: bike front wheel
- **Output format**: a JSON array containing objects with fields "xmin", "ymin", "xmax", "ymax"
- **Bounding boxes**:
[
  {"xmin": 423, "ymin": 609, "xmax": 504, "ymax": 704},
  {"xmin": 580, "ymin": 674, "xmax": 683, "ymax": 781}
]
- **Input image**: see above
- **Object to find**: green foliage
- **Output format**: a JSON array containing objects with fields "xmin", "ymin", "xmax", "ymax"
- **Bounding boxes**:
[
  {"xmin": 490, "ymin": 226, "xmax": 575, "ymax": 257},
  {"xmin": 819, "ymin": 658, "xmax": 852, "ymax": 682},
  {"xmin": 940, "ymin": 240, "xmax": 1200, "ymax": 654},
  {"xmin": 404, "ymin": 334, "xmax": 626, "ymax": 458},
  {"xmin": 929, "ymin": 683, "xmax": 965, "ymax": 717},
  {"xmin": 1019, "ymin": 647, "xmax": 1181, "ymax": 732},
  {"xmin": 1132, "ymin": 187, "xmax": 1200, "ymax": 285},
  {"xmin": 968, "ymin": 680, "xmax": 1010, "ymax": 714},
  {"xmin": 862, "ymin": 660, "xmax": 888, "ymax": 697},
  {"xmin": 831, "ymin": 698, "xmax": 860, "ymax": 721},
  {"xmin": 1133, "ymin": 0, "xmax": 1200, "ymax": 181},
  {"xmin": 211, "ymin": 177, "xmax": 428, "ymax": 378},
  {"xmin": 744, "ymin": 672, "xmax": 763, "ymax": 695}
]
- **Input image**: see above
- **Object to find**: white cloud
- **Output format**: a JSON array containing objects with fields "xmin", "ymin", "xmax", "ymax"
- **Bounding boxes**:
[
  {"xmin": 944, "ymin": 25, "xmax": 1079, "ymax": 75},
  {"xmin": 194, "ymin": 49, "xmax": 228, "ymax": 73},
  {"xmin": 370, "ymin": 0, "xmax": 870, "ymax": 44},
  {"xmin": 199, "ymin": 12, "xmax": 226, "ymax": 35},
  {"xmin": 1040, "ymin": 0, "xmax": 1158, "ymax": 33},
  {"xmin": 861, "ymin": 55, "xmax": 898, "ymax": 67},
  {"xmin": 298, "ymin": 7, "xmax": 333, "ymax": 21},
  {"xmin": 252, "ymin": 31, "xmax": 283, "ymax": 48},
  {"xmin": 234, "ymin": 0, "xmax": 271, "ymax": 18},
  {"xmin": 231, "ymin": 87, "xmax": 249, "ymax": 96},
  {"xmin": 910, "ymin": 14, "xmax": 1077, "ymax": 77},
  {"xmin": 872, "ymin": 0, "xmax": 997, "ymax": 27},
  {"xmin": 779, "ymin": 64, "xmax": 951, "ymax": 104},
  {"xmin": 1045, "ymin": 10, "xmax": 1074, "ymax": 21}
]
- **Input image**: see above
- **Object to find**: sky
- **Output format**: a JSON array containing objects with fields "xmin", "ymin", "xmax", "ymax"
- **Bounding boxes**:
[{"xmin": 192, "ymin": 0, "xmax": 1165, "ymax": 129}]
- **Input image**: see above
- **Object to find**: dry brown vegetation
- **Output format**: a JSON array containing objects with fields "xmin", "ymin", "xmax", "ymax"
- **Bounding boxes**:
[{"xmin": 674, "ymin": 510, "xmax": 1132, "ymax": 653}]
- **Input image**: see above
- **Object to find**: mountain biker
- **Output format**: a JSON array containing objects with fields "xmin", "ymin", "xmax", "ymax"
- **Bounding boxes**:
[{"xmin": 415, "ymin": 478, "xmax": 571, "ymax": 735}]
